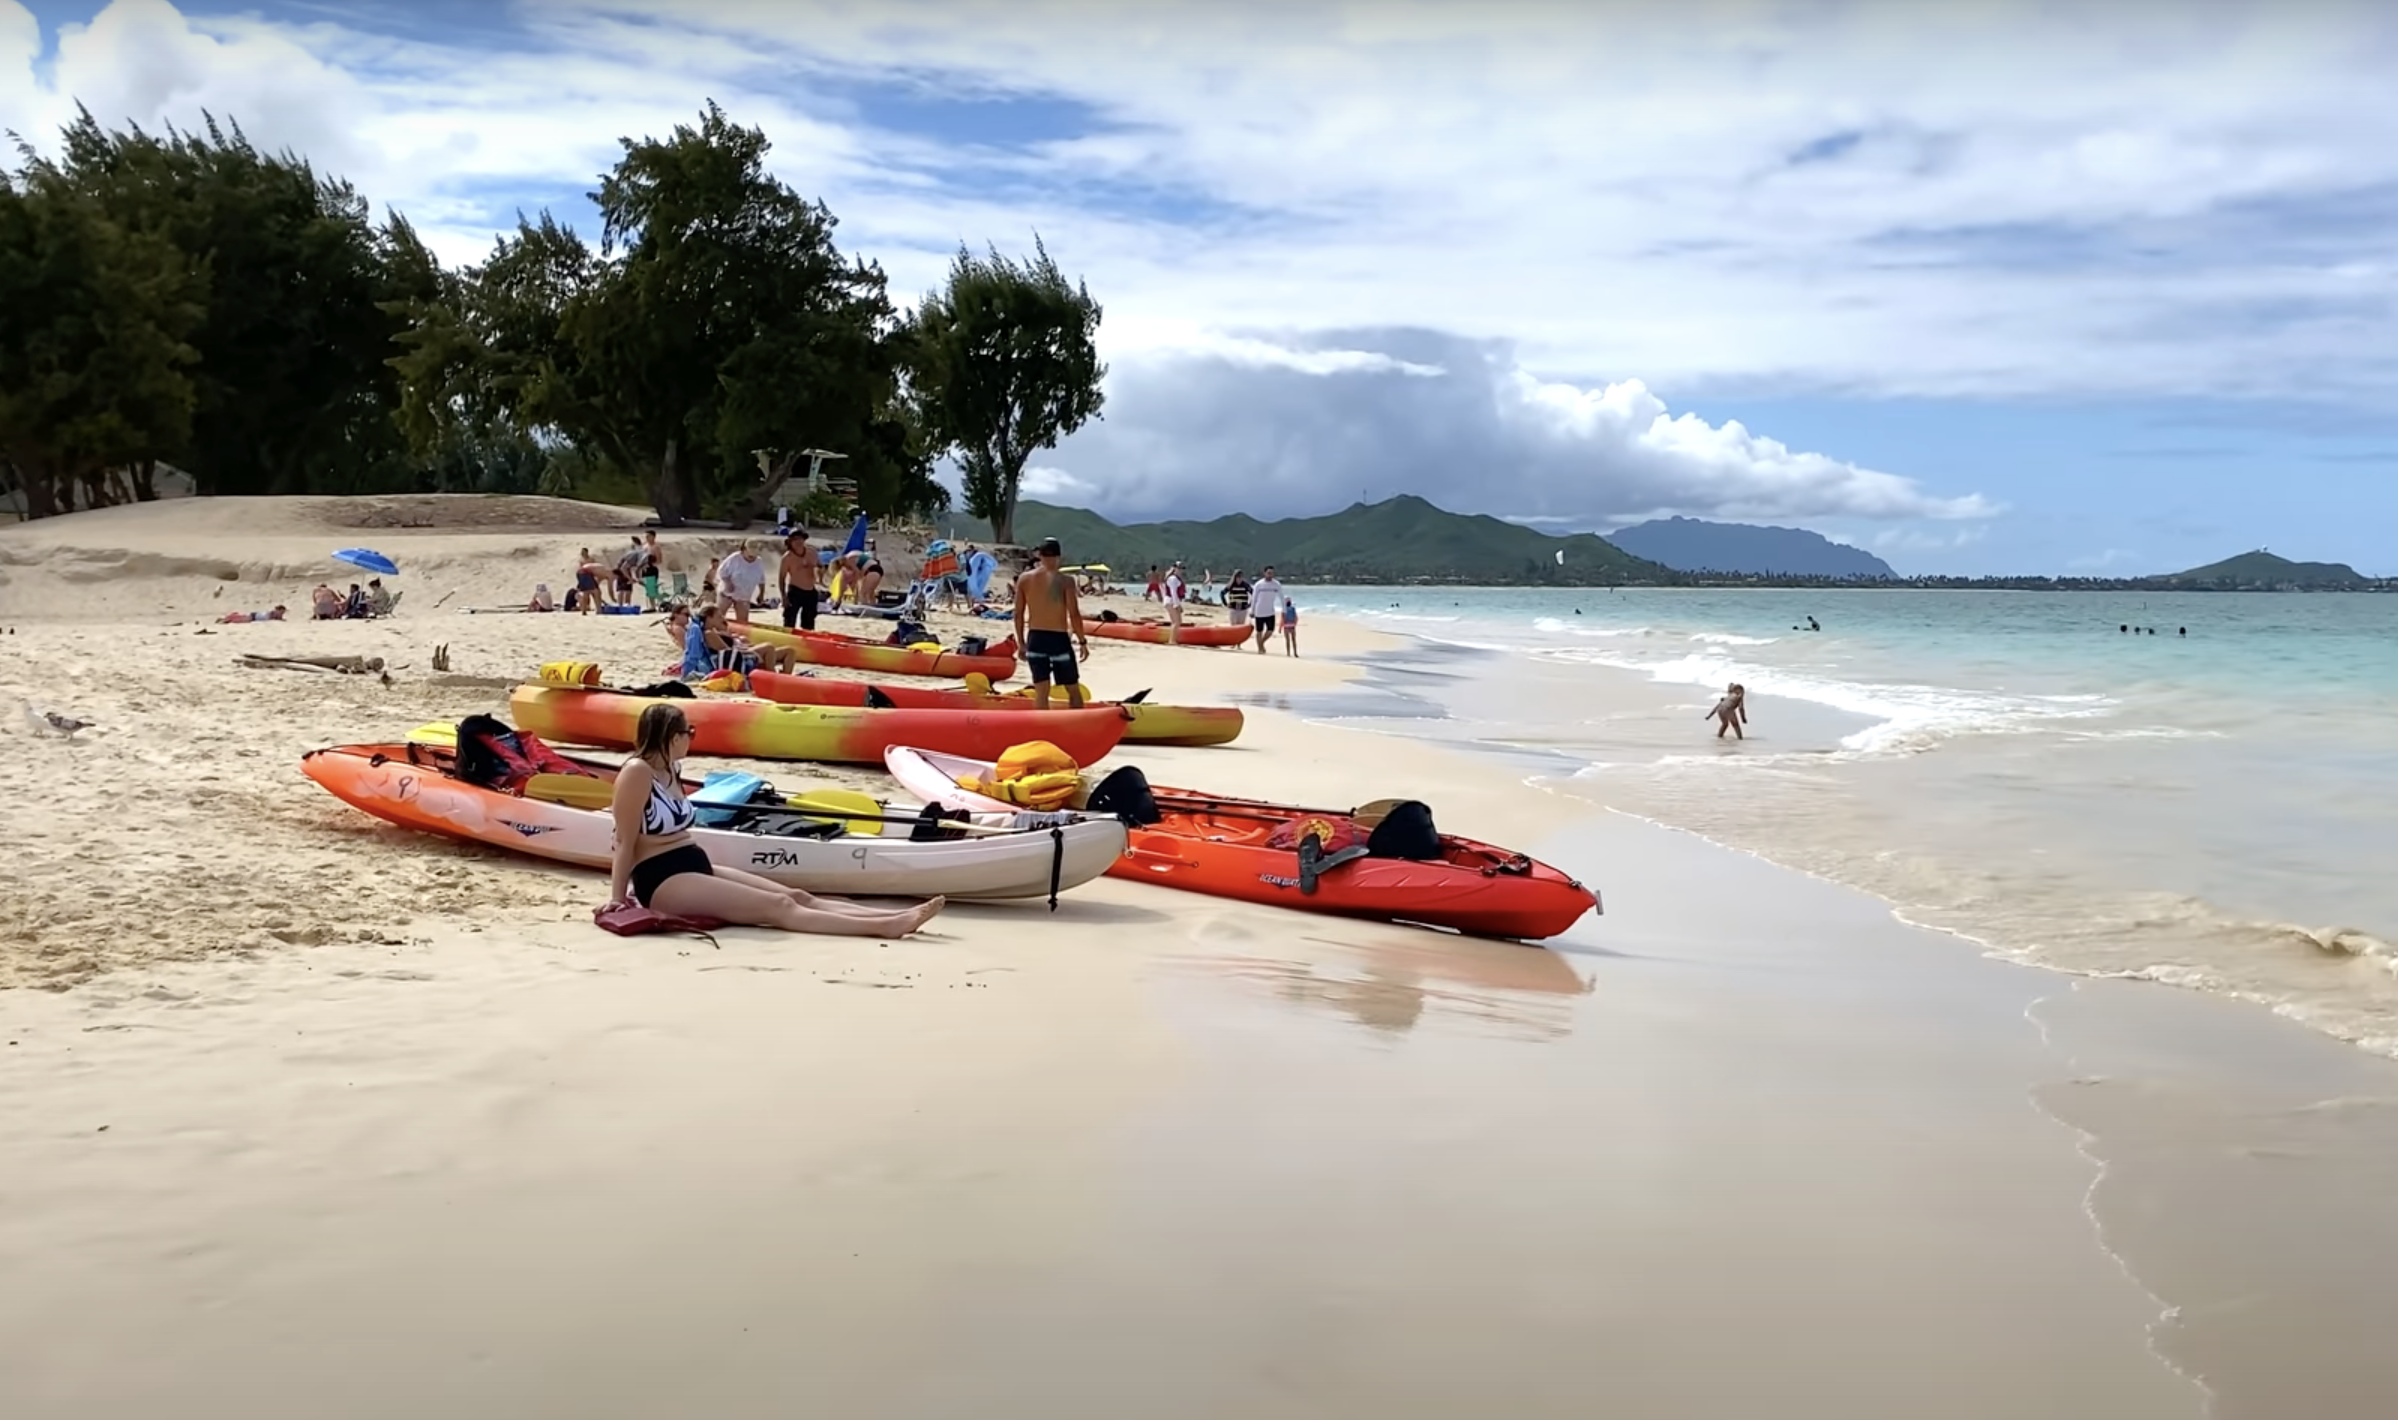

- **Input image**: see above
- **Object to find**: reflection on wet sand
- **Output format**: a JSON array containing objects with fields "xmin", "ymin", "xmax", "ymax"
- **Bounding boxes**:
[{"xmin": 1172, "ymin": 923, "xmax": 1592, "ymax": 1041}]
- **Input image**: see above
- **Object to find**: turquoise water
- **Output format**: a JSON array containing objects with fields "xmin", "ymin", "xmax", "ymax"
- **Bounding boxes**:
[{"xmin": 1296, "ymin": 586, "xmax": 2398, "ymax": 1055}]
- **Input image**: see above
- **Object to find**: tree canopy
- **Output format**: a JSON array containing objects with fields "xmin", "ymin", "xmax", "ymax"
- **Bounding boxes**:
[
  {"xmin": 3, "ymin": 100, "xmax": 1081, "ymax": 526},
  {"xmin": 903, "ymin": 236, "xmax": 1106, "ymax": 545}
]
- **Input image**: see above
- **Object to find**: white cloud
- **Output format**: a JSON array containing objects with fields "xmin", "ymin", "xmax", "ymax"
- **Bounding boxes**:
[
  {"xmin": 11, "ymin": 0, "xmax": 2395, "ymax": 545},
  {"xmin": 9, "ymin": 0, "xmax": 2394, "ymax": 406},
  {"xmin": 1037, "ymin": 330, "xmax": 1989, "ymax": 528}
]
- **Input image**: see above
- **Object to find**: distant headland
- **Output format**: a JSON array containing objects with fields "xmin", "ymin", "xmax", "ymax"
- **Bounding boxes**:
[{"xmin": 953, "ymin": 498, "xmax": 2390, "ymax": 591}]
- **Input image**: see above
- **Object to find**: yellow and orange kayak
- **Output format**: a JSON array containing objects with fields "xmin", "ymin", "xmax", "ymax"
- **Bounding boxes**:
[
  {"xmin": 509, "ymin": 685, "xmax": 1130, "ymax": 766},
  {"xmin": 747, "ymin": 670, "xmax": 1244, "ymax": 747}
]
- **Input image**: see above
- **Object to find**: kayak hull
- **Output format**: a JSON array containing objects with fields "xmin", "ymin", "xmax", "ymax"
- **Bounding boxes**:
[
  {"xmin": 510, "ymin": 685, "xmax": 1129, "ymax": 766},
  {"xmin": 747, "ymin": 670, "xmax": 1243, "ymax": 748},
  {"xmin": 742, "ymin": 624, "xmax": 1018, "ymax": 681},
  {"xmin": 300, "ymin": 744, "xmax": 1128, "ymax": 901},
  {"xmin": 1090, "ymin": 619, "xmax": 1253, "ymax": 647},
  {"xmin": 885, "ymin": 747, "xmax": 1599, "ymax": 940}
]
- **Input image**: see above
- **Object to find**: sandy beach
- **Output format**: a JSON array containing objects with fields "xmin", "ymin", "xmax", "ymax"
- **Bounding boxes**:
[{"xmin": 6, "ymin": 496, "xmax": 2397, "ymax": 1418}]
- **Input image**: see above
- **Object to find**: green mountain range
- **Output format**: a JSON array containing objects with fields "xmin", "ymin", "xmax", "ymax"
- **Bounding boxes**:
[
  {"xmin": 2158, "ymin": 551, "xmax": 2370, "ymax": 589},
  {"xmin": 951, "ymin": 495, "xmax": 1677, "ymax": 585}
]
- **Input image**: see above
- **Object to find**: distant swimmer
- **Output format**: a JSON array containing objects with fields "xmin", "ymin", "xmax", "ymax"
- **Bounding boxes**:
[
  {"xmin": 1792, "ymin": 615, "xmax": 1821, "ymax": 632},
  {"xmin": 1705, "ymin": 682, "xmax": 1748, "ymax": 741},
  {"xmin": 2179, "ymin": 627, "xmax": 2187, "ymax": 636},
  {"xmin": 2120, "ymin": 624, "xmax": 2129, "ymax": 633}
]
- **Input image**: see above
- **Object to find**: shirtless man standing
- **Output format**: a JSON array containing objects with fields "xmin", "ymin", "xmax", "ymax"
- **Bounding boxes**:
[
  {"xmin": 779, "ymin": 532, "xmax": 819, "ymax": 631},
  {"xmin": 1012, "ymin": 537, "xmax": 1092, "ymax": 710}
]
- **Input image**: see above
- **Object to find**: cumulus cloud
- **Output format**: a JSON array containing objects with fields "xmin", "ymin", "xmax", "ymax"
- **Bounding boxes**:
[
  {"xmin": 7, "ymin": 0, "xmax": 2395, "ymax": 407},
  {"xmin": 1031, "ymin": 330, "xmax": 1993, "ymax": 529},
  {"xmin": 8, "ymin": 0, "xmax": 2392, "ymax": 548}
]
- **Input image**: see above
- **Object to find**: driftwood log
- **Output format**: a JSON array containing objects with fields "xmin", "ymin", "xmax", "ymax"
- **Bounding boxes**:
[{"xmin": 238, "ymin": 653, "xmax": 388, "ymax": 675}]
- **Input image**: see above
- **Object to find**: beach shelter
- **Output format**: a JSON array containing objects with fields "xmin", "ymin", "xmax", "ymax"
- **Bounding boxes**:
[
  {"xmin": 332, "ymin": 547, "xmax": 399, "ymax": 577},
  {"xmin": 965, "ymin": 548, "xmax": 999, "ymax": 600}
]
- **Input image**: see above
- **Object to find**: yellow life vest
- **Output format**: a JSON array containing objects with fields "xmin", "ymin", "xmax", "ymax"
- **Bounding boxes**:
[
  {"xmin": 961, "ymin": 741, "xmax": 1084, "ymax": 809},
  {"xmin": 539, "ymin": 660, "xmax": 603, "ymax": 688},
  {"xmin": 960, "ymin": 770, "xmax": 1084, "ymax": 810}
]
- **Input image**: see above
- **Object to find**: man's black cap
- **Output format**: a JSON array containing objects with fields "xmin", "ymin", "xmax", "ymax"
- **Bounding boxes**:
[{"xmin": 1036, "ymin": 537, "xmax": 1063, "ymax": 557}]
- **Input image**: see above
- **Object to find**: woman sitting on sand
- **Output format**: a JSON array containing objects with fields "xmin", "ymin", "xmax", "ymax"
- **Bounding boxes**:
[
  {"xmin": 310, "ymin": 584, "xmax": 343, "ymax": 620},
  {"xmin": 528, "ymin": 583, "xmax": 556, "ymax": 613},
  {"xmin": 699, "ymin": 603, "xmax": 800, "ymax": 677},
  {"xmin": 606, "ymin": 703, "xmax": 943, "ymax": 936},
  {"xmin": 1705, "ymin": 683, "xmax": 1748, "ymax": 740}
]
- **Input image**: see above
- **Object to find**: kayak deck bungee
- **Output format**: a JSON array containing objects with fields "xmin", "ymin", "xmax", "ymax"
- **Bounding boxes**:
[
  {"xmin": 1088, "ymin": 618, "xmax": 1254, "ymax": 647},
  {"xmin": 300, "ymin": 742, "xmax": 1128, "ymax": 902},
  {"xmin": 884, "ymin": 747, "xmax": 1601, "ymax": 940},
  {"xmin": 747, "ymin": 670, "xmax": 1244, "ymax": 748},
  {"xmin": 740, "ymin": 623, "xmax": 1018, "ymax": 681},
  {"xmin": 509, "ymin": 684, "xmax": 1130, "ymax": 766}
]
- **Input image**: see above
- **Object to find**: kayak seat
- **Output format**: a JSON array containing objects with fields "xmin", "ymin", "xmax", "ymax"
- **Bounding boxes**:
[{"xmin": 690, "ymin": 770, "xmax": 772, "ymax": 827}]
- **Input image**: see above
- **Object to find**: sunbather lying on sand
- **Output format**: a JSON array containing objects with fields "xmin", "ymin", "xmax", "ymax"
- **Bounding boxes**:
[{"xmin": 218, "ymin": 606, "xmax": 288, "ymax": 623}]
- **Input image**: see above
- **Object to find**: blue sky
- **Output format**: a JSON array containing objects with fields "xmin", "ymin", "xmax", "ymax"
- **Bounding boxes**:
[{"xmin": 6, "ymin": 0, "xmax": 2395, "ymax": 575}]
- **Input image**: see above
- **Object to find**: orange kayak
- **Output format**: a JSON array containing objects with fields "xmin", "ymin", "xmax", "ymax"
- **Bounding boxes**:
[
  {"xmin": 1089, "ymin": 618, "xmax": 1253, "ymax": 646},
  {"xmin": 298, "ymin": 742, "xmax": 1129, "ymax": 900},
  {"xmin": 886, "ymin": 748, "xmax": 1601, "ymax": 940},
  {"xmin": 509, "ymin": 684, "xmax": 1129, "ymax": 766},
  {"xmin": 742, "ymin": 624, "xmax": 1018, "ymax": 680},
  {"xmin": 748, "ymin": 670, "xmax": 1244, "ymax": 747}
]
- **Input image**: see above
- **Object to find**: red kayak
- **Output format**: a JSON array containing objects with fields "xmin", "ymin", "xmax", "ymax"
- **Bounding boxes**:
[
  {"xmin": 742, "ymin": 624, "xmax": 1019, "ymax": 681},
  {"xmin": 1089, "ymin": 618, "xmax": 1253, "ymax": 646}
]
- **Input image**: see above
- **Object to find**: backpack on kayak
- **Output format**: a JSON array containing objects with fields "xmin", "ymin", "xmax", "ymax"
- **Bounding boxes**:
[
  {"xmin": 1365, "ymin": 800, "xmax": 1442, "ymax": 860},
  {"xmin": 456, "ymin": 714, "xmax": 587, "ymax": 792},
  {"xmin": 1084, "ymin": 764, "xmax": 1161, "ymax": 826}
]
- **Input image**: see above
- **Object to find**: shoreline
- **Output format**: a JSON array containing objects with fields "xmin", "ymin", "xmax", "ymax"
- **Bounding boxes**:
[
  {"xmin": 1309, "ymin": 586, "xmax": 2398, "ymax": 1062},
  {"xmin": 9, "ymin": 499, "xmax": 2398, "ymax": 1417}
]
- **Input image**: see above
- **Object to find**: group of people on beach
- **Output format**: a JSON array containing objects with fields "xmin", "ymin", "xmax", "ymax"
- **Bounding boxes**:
[
  {"xmin": 308, "ymin": 579, "xmax": 392, "ymax": 620},
  {"xmin": 1139, "ymin": 562, "xmax": 1300, "ymax": 655},
  {"xmin": 531, "ymin": 530, "xmax": 893, "ymax": 622}
]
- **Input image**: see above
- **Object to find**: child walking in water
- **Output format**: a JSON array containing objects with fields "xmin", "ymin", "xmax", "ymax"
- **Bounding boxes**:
[{"xmin": 1706, "ymin": 683, "xmax": 1747, "ymax": 740}]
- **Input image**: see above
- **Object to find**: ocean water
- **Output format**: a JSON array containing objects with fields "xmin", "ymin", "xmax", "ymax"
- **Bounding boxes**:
[{"xmin": 1296, "ymin": 586, "xmax": 2398, "ymax": 1056}]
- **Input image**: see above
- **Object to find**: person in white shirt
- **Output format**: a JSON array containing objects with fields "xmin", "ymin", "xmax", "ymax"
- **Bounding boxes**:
[
  {"xmin": 716, "ymin": 541, "xmax": 769, "ymax": 622},
  {"xmin": 1162, "ymin": 561, "xmax": 1187, "ymax": 637},
  {"xmin": 1248, "ymin": 566, "xmax": 1284, "ymax": 654}
]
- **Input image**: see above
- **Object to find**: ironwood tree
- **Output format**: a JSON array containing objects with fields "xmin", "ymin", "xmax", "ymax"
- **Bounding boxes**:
[{"xmin": 903, "ymin": 236, "xmax": 1106, "ymax": 545}]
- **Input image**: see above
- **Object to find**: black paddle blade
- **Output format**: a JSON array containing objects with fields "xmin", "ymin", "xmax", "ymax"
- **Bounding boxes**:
[
  {"xmin": 1123, "ymin": 688, "xmax": 1151, "ymax": 704},
  {"xmin": 864, "ymin": 686, "xmax": 898, "ymax": 709}
]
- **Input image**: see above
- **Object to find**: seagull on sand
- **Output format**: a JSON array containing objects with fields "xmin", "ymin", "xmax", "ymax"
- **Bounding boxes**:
[{"xmin": 23, "ymin": 701, "xmax": 95, "ymax": 739}]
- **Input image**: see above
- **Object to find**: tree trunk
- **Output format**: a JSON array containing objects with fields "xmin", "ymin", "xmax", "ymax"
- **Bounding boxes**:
[
  {"xmin": 648, "ymin": 438, "xmax": 692, "ymax": 526},
  {"xmin": 989, "ymin": 454, "xmax": 1028, "ymax": 546},
  {"xmin": 130, "ymin": 459, "xmax": 160, "ymax": 502},
  {"xmin": 722, "ymin": 451, "xmax": 796, "ymax": 529},
  {"xmin": 20, "ymin": 468, "xmax": 63, "ymax": 520}
]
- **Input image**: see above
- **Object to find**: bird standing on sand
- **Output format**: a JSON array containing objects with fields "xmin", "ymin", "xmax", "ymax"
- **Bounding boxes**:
[{"xmin": 23, "ymin": 701, "xmax": 95, "ymax": 739}]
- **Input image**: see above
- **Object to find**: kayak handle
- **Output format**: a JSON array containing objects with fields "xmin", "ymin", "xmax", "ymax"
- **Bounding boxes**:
[{"xmin": 1121, "ymin": 844, "xmax": 1194, "ymax": 871}]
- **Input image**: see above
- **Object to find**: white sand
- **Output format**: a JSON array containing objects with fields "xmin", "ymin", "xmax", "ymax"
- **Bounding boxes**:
[{"xmin": 0, "ymin": 497, "xmax": 2248, "ymax": 1417}]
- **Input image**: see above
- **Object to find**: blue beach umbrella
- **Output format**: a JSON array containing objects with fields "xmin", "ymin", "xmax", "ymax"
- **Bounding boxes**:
[
  {"xmin": 332, "ymin": 547, "xmax": 400, "ymax": 577},
  {"xmin": 840, "ymin": 513, "xmax": 869, "ymax": 559}
]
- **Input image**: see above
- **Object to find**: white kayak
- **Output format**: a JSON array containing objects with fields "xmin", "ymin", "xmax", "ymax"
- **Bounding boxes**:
[{"xmin": 885, "ymin": 745, "xmax": 1044, "ymax": 815}]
